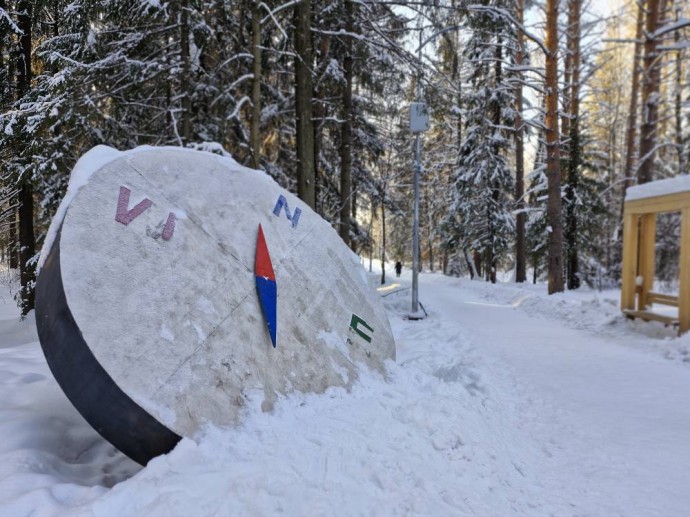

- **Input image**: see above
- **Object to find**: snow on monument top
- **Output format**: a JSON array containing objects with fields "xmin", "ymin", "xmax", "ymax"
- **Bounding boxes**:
[{"xmin": 38, "ymin": 145, "xmax": 240, "ymax": 273}]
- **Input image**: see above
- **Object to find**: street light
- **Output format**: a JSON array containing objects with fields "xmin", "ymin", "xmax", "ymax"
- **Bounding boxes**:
[
  {"xmin": 409, "ymin": 102, "xmax": 428, "ymax": 318},
  {"xmin": 408, "ymin": 24, "xmax": 462, "ymax": 318}
]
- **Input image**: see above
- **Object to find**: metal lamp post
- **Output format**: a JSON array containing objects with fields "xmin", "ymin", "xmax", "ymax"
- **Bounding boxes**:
[
  {"xmin": 409, "ymin": 102, "xmax": 427, "ymax": 317},
  {"xmin": 407, "ymin": 24, "xmax": 461, "ymax": 317},
  {"xmin": 409, "ymin": 25, "xmax": 429, "ymax": 318}
]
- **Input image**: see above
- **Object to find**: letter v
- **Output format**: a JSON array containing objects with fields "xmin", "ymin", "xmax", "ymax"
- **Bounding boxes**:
[{"xmin": 115, "ymin": 186, "xmax": 153, "ymax": 225}]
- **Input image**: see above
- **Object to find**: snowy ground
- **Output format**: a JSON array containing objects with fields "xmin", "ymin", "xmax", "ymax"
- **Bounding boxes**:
[{"xmin": 1, "ymin": 264, "xmax": 690, "ymax": 516}]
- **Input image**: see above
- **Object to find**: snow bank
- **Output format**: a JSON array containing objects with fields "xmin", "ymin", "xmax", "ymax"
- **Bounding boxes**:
[{"xmin": 460, "ymin": 277, "xmax": 690, "ymax": 364}]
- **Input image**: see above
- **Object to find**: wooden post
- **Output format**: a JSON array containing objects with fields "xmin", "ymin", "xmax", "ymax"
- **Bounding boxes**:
[
  {"xmin": 621, "ymin": 213, "xmax": 639, "ymax": 311},
  {"xmin": 637, "ymin": 214, "xmax": 656, "ymax": 310},
  {"xmin": 678, "ymin": 209, "xmax": 690, "ymax": 334}
]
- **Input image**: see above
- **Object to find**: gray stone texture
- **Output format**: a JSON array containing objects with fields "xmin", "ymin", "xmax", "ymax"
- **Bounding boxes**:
[{"xmin": 58, "ymin": 148, "xmax": 395, "ymax": 437}]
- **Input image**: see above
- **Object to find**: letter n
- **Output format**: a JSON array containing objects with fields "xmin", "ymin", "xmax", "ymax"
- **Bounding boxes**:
[{"xmin": 273, "ymin": 195, "xmax": 302, "ymax": 229}]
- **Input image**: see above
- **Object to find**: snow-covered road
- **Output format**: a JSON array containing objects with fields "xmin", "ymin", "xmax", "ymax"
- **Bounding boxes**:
[{"xmin": 422, "ymin": 274, "xmax": 690, "ymax": 516}]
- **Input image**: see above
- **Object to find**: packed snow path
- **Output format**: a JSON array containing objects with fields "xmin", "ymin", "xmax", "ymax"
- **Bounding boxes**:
[{"xmin": 418, "ymin": 273, "xmax": 690, "ymax": 516}]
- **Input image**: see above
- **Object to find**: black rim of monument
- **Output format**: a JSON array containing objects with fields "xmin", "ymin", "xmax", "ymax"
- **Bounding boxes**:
[{"xmin": 35, "ymin": 228, "xmax": 181, "ymax": 465}]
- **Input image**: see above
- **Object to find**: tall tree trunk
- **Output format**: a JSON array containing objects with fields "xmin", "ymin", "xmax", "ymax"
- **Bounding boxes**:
[
  {"xmin": 380, "ymin": 190, "xmax": 386, "ymax": 285},
  {"xmin": 350, "ymin": 180, "xmax": 358, "ymax": 253},
  {"xmin": 565, "ymin": 0, "xmax": 582, "ymax": 290},
  {"xmin": 179, "ymin": 0, "xmax": 192, "ymax": 144},
  {"xmin": 0, "ymin": 0, "xmax": 16, "ymax": 270},
  {"xmin": 17, "ymin": 0, "xmax": 35, "ymax": 315},
  {"xmin": 623, "ymin": 2, "xmax": 645, "ymax": 189},
  {"xmin": 339, "ymin": 0, "xmax": 354, "ymax": 247},
  {"xmin": 674, "ymin": 2, "xmax": 684, "ymax": 173},
  {"xmin": 18, "ymin": 184, "xmax": 34, "ymax": 314},
  {"xmin": 369, "ymin": 195, "xmax": 375, "ymax": 272},
  {"xmin": 294, "ymin": 0, "xmax": 316, "ymax": 209},
  {"xmin": 545, "ymin": 0, "xmax": 564, "ymax": 294},
  {"xmin": 637, "ymin": 0, "xmax": 663, "ymax": 184},
  {"xmin": 515, "ymin": 0, "xmax": 526, "ymax": 282},
  {"xmin": 0, "ymin": 0, "xmax": 5, "ymax": 100},
  {"xmin": 250, "ymin": 0, "xmax": 262, "ymax": 169},
  {"xmin": 451, "ymin": 14, "xmax": 462, "ymax": 162},
  {"xmin": 426, "ymin": 193, "xmax": 434, "ymax": 272},
  {"xmin": 561, "ymin": 14, "xmax": 572, "ymax": 154},
  {"xmin": 487, "ymin": 38, "xmax": 502, "ymax": 284},
  {"xmin": 313, "ymin": 36, "xmax": 330, "ymax": 215},
  {"xmin": 9, "ymin": 211, "xmax": 18, "ymax": 269},
  {"xmin": 473, "ymin": 250, "xmax": 482, "ymax": 279},
  {"xmin": 616, "ymin": 1, "xmax": 646, "ymax": 264}
]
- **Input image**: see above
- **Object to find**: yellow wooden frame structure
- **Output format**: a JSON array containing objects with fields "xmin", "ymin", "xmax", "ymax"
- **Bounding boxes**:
[{"xmin": 621, "ymin": 190, "xmax": 690, "ymax": 334}]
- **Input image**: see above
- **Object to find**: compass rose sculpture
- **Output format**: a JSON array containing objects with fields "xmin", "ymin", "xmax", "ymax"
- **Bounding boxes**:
[{"xmin": 35, "ymin": 146, "xmax": 395, "ymax": 464}]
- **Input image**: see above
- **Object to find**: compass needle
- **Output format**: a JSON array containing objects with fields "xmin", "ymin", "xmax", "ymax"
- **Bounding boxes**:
[{"xmin": 255, "ymin": 224, "xmax": 278, "ymax": 348}]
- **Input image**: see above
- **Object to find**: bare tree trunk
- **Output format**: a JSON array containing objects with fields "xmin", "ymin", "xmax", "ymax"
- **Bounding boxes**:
[
  {"xmin": 368, "ymin": 195, "xmax": 375, "ymax": 272},
  {"xmin": 17, "ymin": 0, "xmax": 35, "ymax": 315},
  {"xmin": 0, "ymin": 0, "xmax": 6, "ymax": 104},
  {"xmin": 463, "ymin": 250, "xmax": 473, "ymax": 278},
  {"xmin": 674, "ymin": 2, "xmax": 684, "ymax": 173},
  {"xmin": 9, "ymin": 211, "xmax": 18, "ymax": 269},
  {"xmin": 616, "ymin": 1, "xmax": 646, "ymax": 266},
  {"xmin": 623, "ymin": 2, "xmax": 645, "ymax": 190},
  {"xmin": 425, "ymin": 192, "xmax": 434, "ymax": 272},
  {"xmin": 485, "ymin": 38, "xmax": 503, "ymax": 285},
  {"xmin": 294, "ymin": 0, "xmax": 316, "ymax": 209},
  {"xmin": 1, "ymin": 0, "xmax": 17, "ymax": 271},
  {"xmin": 350, "ymin": 180, "xmax": 358, "ymax": 253},
  {"xmin": 545, "ymin": 0, "xmax": 564, "ymax": 294},
  {"xmin": 313, "ymin": 36, "xmax": 330, "ymax": 215},
  {"xmin": 250, "ymin": 0, "xmax": 262, "ymax": 169},
  {"xmin": 18, "ymin": 184, "xmax": 34, "ymax": 313},
  {"xmin": 637, "ymin": 0, "xmax": 663, "ymax": 184},
  {"xmin": 452, "ymin": 17, "xmax": 462, "ymax": 161},
  {"xmin": 380, "ymin": 191, "xmax": 386, "ymax": 285},
  {"xmin": 561, "ymin": 14, "xmax": 572, "ymax": 156},
  {"xmin": 339, "ymin": 1, "xmax": 354, "ymax": 247},
  {"xmin": 179, "ymin": 0, "xmax": 192, "ymax": 144},
  {"xmin": 473, "ymin": 250, "xmax": 482, "ymax": 279},
  {"xmin": 565, "ymin": 0, "xmax": 582, "ymax": 290},
  {"xmin": 515, "ymin": 0, "xmax": 526, "ymax": 283}
]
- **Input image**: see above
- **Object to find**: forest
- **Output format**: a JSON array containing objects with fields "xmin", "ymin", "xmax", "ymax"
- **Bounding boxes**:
[{"xmin": 1, "ymin": 0, "xmax": 689, "ymax": 316}]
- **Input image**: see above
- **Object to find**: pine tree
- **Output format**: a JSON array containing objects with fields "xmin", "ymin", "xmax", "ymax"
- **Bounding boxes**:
[
  {"xmin": 453, "ymin": 0, "xmax": 517, "ymax": 283},
  {"xmin": 545, "ymin": 0, "xmax": 565, "ymax": 293}
]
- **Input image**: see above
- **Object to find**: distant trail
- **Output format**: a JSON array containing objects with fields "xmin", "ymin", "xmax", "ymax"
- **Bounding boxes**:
[{"xmin": 420, "ymin": 274, "xmax": 690, "ymax": 516}]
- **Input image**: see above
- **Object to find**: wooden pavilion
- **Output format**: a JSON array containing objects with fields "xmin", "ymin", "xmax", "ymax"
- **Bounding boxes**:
[{"xmin": 621, "ymin": 176, "xmax": 690, "ymax": 334}]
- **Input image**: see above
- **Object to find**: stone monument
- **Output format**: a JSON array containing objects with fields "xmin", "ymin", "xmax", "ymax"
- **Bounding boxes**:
[{"xmin": 35, "ymin": 146, "xmax": 396, "ymax": 464}]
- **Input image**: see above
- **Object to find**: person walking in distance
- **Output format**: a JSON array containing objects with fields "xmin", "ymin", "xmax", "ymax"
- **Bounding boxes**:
[{"xmin": 395, "ymin": 261, "xmax": 402, "ymax": 278}]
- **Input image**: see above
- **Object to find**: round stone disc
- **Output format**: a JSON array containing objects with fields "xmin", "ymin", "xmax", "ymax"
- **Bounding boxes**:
[{"xmin": 35, "ymin": 147, "xmax": 395, "ymax": 464}]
